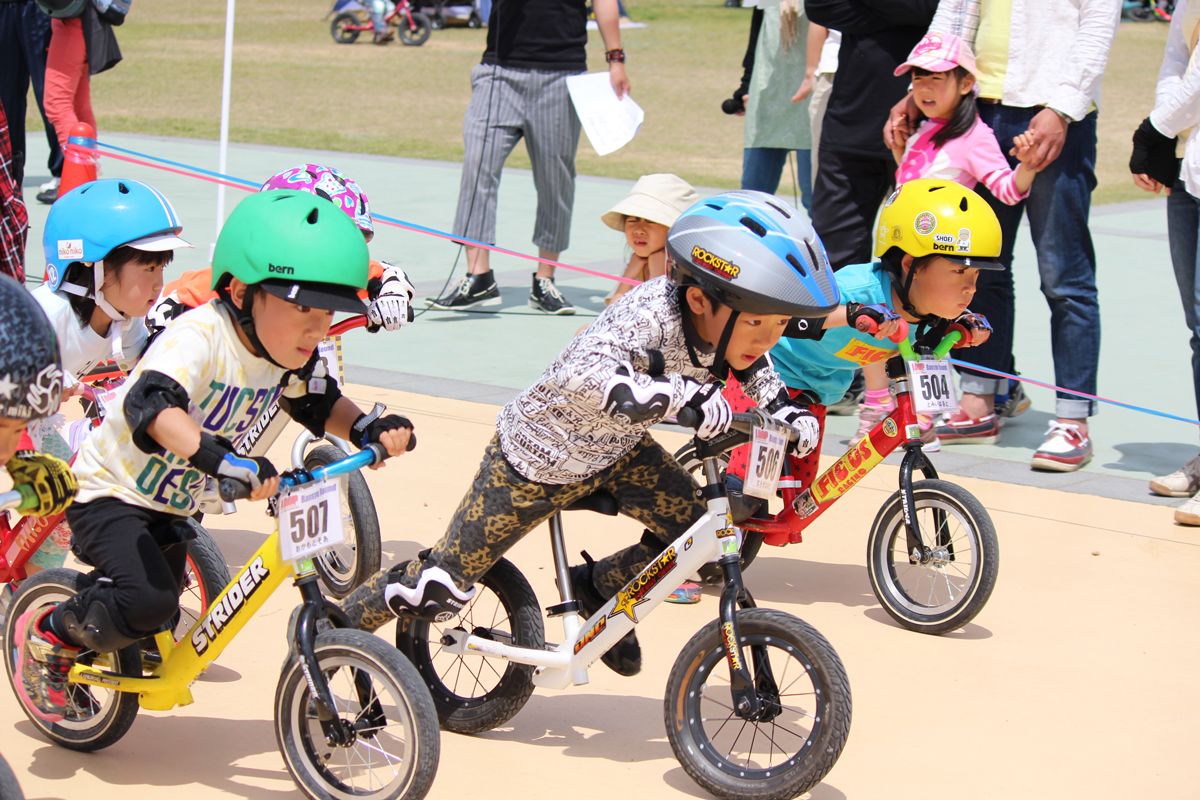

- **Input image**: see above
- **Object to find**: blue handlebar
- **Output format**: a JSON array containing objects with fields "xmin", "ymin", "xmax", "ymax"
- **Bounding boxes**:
[{"xmin": 281, "ymin": 444, "xmax": 385, "ymax": 490}]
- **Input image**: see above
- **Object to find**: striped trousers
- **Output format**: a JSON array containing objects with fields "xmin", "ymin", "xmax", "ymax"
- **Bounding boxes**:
[{"xmin": 451, "ymin": 63, "xmax": 583, "ymax": 253}]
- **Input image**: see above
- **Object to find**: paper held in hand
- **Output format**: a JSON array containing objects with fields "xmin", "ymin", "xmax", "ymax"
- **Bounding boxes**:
[{"xmin": 566, "ymin": 72, "xmax": 644, "ymax": 156}]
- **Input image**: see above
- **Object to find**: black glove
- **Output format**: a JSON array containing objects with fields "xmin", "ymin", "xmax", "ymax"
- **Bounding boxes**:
[
  {"xmin": 1130, "ymin": 117, "xmax": 1180, "ymax": 188},
  {"xmin": 351, "ymin": 405, "xmax": 416, "ymax": 451},
  {"xmin": 188, "ymin": 432, "xmax": 278, "ymax": 497}
]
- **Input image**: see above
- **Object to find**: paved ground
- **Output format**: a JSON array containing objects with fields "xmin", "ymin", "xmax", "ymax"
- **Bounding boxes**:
[{"xmin": 3, "ymin": 384, "xmax": 1199, "ymax": 800}]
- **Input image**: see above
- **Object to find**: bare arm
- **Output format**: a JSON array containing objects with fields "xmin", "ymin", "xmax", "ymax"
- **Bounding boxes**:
[
  {"xmin": 593, "ymin": 0, "xmax": 629, "ymax": 97},
  {"xmin": 792, "ymin": 23, "xmax": 827, "ymax": 103}
]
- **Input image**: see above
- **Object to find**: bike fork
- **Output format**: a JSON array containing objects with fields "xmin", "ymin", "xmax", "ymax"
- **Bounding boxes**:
[
  {"xmin": 899, "ymin": 444, "xmax": 945, "ymax": 563},
  {"xmin": 718, "ymin": 554, "xmax": 779, "ymax": 721},
  {"xmin": 293, "ymin": 576, "xmax": 357, "ymax": 746}
]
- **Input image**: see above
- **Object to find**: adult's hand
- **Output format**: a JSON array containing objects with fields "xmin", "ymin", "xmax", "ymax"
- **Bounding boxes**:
[
  {"xmin": 792, "ymin": 75, "xmax": 814, "ymax": 103},
  {"xmin": 883, "ymin": 93, "xmax": 919, "ymax": 151},
  {"xmin": 609, "ymin": 61, "xmax": 630, "ymax": 99},
  {"xmin": 1023, "ymin": 108, "xmax": 1069, "ymax": 172},
  {"xmin": 1132, "ymin": 173, "xmax": 1168, "ymax": 194}
]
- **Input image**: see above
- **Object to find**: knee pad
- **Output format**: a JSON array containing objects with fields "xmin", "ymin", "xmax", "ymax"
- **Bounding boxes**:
[{"xmin": 57, "ymin": 578, "xmax": 140, "ymax": 653}]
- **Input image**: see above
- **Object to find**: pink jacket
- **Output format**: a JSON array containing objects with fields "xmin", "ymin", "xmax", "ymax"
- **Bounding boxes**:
[{"xmin": 896, "ymin": 117, "xmax": 1028, "ymax": 205}]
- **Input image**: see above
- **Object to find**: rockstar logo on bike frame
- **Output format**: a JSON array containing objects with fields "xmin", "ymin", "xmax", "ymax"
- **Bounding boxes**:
[{"xmin": 609, "ymin": 546, "xmax": 678, "ymax": 623}]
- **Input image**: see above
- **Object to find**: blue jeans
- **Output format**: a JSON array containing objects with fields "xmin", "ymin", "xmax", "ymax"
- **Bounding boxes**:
[
  {"xmin": 1167, "ymin": 181, "xmax": 1200, "ymax": 424},
  {"xmin": 956, "ymin": 105, "xmax": 1100, "ymax": 419},
  {"xmin": 742, "ymin": 147, "xmax": 813, "ymax": 213}
]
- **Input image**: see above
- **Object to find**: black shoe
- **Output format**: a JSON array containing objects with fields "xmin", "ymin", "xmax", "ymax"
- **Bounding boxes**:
[
  {"xmin": 529, "ymin": 274, "xmax": 575, "ymax": 316},
  {"xmin": 425, "ymin": 271, "xmax": 500, "ymax": 310},
  {"xmin": 568, "ymin": 562, "xmax": 640, "ymax": 676},
  {"xmin": 36, "ymin": 187, "xmax": 57, "ymax": 205}
]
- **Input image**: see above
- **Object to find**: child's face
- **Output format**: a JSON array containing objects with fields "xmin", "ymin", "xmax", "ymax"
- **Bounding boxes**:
[
  {"xmin": 624, "ymin": 216, "xmax": 669, "ymax": 258},
  {"xmin": 101, "ymin": 255, "xmax": 165, "ymax": 319},
  {"xmin": 0, "ymin": 418, "xmax": 27, "ymax": 466},
  {"xmin": 229, "ymin": 280, "xmax": 336, "ymax": 369},
  {"xmin": 911, "ymin": 69, "xmax": 975, "ymax": 120},
  {"xmin": 903, "ymin": 255, "xmax": 979, "ymax": 320},
  {"xmin": 685, "ymin": 288, "xmax": 791, "ymax": 371}
]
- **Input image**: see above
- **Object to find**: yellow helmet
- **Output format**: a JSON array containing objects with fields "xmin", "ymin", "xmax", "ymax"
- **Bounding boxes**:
[{"xmin": 874, "ymin": 179, "xmax": 1004, "ymax": 271}]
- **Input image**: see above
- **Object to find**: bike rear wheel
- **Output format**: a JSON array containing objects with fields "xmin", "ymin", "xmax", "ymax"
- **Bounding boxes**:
[
  {"xmin": 666, "ymin": 609, "xmax": 851, "ymax": 800},
  {"xmin": 275, "ymin": 629, "xmax": 440, "ymax": 800},
  {"xmin": 331, "ymin": 12, "xmax": 362, "ymax": 43},
  {"xmin": 177, "ymin": 522, "xmax": 231, "ymax": 641},
  {"xmin": 303, "ymin": 445, "xmax": 382, "ymax": 598},
  {"xmin": 866, "ymin": 479, "xmax": 999, "ymax": 635},
  {"xmin": 395, "ymin": 557, "xmax": 542, "ymax": 733},
  {"xmin": 397, "ymin": 12, "xmax": 431, "ymax": 45},
  {"xmin": 0, "ymin": 752, "xmax": 22, "ymax": 800},
  {"xmin": 4, "ymin": 569, "xmax": 140, "ymax": 752}
]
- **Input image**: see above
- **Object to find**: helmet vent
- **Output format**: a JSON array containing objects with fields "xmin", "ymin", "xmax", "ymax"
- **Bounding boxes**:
[
  {"xmin": 765, "ymin": 201, "xmax": 791, "ymax": 219},
  {"xmin": 804, "ymin": 241, "xmax": 821, "ymax": 272},
  {"xmin": 960, "ymin": 196, "xmax": 969, "ymax": 212},
  {"xmin": 740, "ymin": 216, "xmax": 767, "ymax": 237},
  {"xmin": 118, "ymin": 182, "xmax": 129, "ymax": 194},
  {"xmin": 706, "ymin": 203, "xmax": 723, "ymax": 211},
  {"xmin": 306, "ymin": 208, "xmax": 319, "ymax": 224},
  {"xmin": 786, "ymin": 253, "xmax": 808, "ymax": 277}
]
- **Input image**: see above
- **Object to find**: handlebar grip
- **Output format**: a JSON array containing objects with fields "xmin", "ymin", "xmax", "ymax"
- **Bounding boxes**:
[
  {"xmin": 676, "ymin": 406, "xmax": 701, "ymax": 430},
  {"xmin": 854, "ymin": 315, "xmax": 909, "ymax": 343},
  {"xmin": 405, "ymin": 431, "xmax": 417, "ymax": 452},
  {"xmin": 218, "ymin": 478, "xmax": 253, "ymax": 502},
  {"xmin": 14, "ymin": 484, "xmax": 38, "ymax": 512}
]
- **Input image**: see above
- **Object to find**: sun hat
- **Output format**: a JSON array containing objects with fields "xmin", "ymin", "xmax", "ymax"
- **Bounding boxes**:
[
  {"xmin": 601, "ymin": 174, "xmax": 699, "ymax": 232},
  {"xmin": 894, "ymin": 32, "xmax": 977, "ymax": 78}
]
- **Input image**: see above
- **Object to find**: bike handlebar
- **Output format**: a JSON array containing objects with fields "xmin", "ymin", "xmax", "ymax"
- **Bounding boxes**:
[
  {"xmin": 675, "ymin": 408, "xmax": 800, "ymax": 443},
  {"xmin": 328, "ymin": 314, "xmax": 369, "ymax": 337},
  {"xmin": 0, "ymin": 485, "xmax": 41, "ymax": 513},
  {"xmin": 218, "ymin": 443, "xmax": 388, "ymax": 502},
  {"xmin": 897, "ymin": 330, "xmax": 963, "ymax": 361},
  {"xmin": 855, "ymin": 315, "xmax": 911, "ymax": 344}
]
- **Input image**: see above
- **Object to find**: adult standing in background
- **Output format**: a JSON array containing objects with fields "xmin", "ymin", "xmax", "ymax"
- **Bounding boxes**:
[
  {"xmin": 888, "ymin": 0, "xmax": 1120, "ymax": 471},
  {"xmin": 1134, "ymin": 0, "xmax": 1200, "ymax": 522},
  {"xmin": 804, "ymin": 0, "xmax": 937, "ymax": 269},
  {"xmin": 0, "ymin": 0, "xmax": 63, "ymax": 197},
  {"xmin": 426, "ymin": 0, "xmax": 630, "ymax": 316},
  {"xmin": 0, "ymin": 103, "xmax": 29, "ymax": 282}
]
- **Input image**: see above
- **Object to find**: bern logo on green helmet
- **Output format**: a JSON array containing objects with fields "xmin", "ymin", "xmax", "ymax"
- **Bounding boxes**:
[
  {"xmin": 913, "ymin": 212, "xmax": 937, "ymax": 236},
  {"xmin": 691, "ymin": 245, "xmax": 740, "ymax": 279},
  {"xmin": 287, "ymin": 285, "xmax": 300, "ymax": 300},
  {"xmin": 57, "ymin": 239, "xmax": 83, "ymax": 260},
  {"xmin": 268, "ymin": 264, "xmax": 295, "ymax": 275}
]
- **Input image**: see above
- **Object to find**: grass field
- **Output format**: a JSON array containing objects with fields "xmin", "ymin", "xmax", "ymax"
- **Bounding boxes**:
[{"xmin": 25, "ymin": 0, "xmax": 1170, "ymax": 205}]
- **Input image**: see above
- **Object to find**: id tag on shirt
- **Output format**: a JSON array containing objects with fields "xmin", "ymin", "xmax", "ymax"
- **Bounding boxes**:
[
  {"xmin": 743, "ymin": 425, "xmax": 787, "ymax": 500},
  {"xmin": 906, "ymin": 358, "xmax": 958, "ymax": 414},
  {"xmin": 278, "ymin": 479, "xmax": 347, "ymax": 563}
]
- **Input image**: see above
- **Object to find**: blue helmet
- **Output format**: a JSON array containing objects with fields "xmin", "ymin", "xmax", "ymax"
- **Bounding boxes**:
[
  {"xmin": 42, "ymin": 179, "xmax": 190, "ymax": 294},
  {"xmin": 667, "ymin": 191, "xmax": 840, "ymax": 318}
]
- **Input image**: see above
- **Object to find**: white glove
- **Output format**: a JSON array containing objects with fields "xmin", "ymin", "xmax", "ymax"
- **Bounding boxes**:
[
  {"xmin": 147, "ymin": 294, "xmax": 185, "ymax": 336},
  {"xmin": 367, "ymin": 263, "xmax": 415, "ymax": 332},
  {"xmin": 771, "ymin": 404, "xmax": 821, "ymax": 456},
  {"xmin": 681, "ymin": 380, "xmax": 732, "ymax": 440}
]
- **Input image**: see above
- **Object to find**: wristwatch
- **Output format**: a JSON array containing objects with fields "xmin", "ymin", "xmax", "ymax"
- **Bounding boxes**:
[
  {"xmin": 605, "ymin": 48, "xmax": 626, "ymax": 64},
  {"xmin": 1050, "ymin": 107, "xmax": 1073, "ymax": 126}
]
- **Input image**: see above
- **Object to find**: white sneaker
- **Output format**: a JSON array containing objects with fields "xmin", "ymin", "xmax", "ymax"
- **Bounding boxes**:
[
  {"xmin": 39, "ymin": 176, "xmax": 59, "ymax": 193},
  {"xmin": 1175, "ymin": 493, "xmax": 1200, "ymax": 526},
  {"xmin": 1150, "ymin": 455, "xmax": 1200, "ymax": 498}
]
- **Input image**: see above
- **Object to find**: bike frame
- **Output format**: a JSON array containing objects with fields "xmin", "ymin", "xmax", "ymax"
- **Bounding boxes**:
[
  {"xmin": 337, "ymin": 0, "xmax": 418, "ymax": 31},
  {"xmin": 65, "ymin": 448, "xmax": 380, "ymax": 740},
  {"xmin": 736, "ymin": 332, "xmax": 962, "ymax": 558},
  {"xmin": 439, "ymin": 413, "xmax": 782, "ymax": 717}
]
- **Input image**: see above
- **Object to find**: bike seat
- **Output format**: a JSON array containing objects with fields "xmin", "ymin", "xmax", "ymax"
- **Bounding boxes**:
[{"xmin": 564, "ymin": 489, "xmax": 620, "ymax": 516}]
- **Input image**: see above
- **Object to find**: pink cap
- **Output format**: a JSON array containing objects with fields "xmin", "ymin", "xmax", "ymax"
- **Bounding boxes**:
[{"xmin": 894, "ymin": 32, "xmax": 977, "ymax": 77}]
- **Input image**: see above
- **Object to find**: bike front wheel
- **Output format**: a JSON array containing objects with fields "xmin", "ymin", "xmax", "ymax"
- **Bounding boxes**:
[
  {"xmin": 275, "ymin": 629, "xmax": 440, "ymax": 800},
  {"xmin": 4, "ymin": 569, "xmax": 140, "ymax": 752},
  {"xmin": 304, "ymin": 445, "xmax": 382, "ymax": 598},
  {"xmin": 866, "ymin": 479, "xmax": 999, "ymax": 635},
  {"xmin": 395, "ymin": 557, "xmax": 542, "ymax": 733},
  {"xmin": 397, "ymin": 12, "xmax": 431, "ymax": 45},
  {"xmin": 665, "ymin": 609, "xmax": 851, "ymax": 800}
]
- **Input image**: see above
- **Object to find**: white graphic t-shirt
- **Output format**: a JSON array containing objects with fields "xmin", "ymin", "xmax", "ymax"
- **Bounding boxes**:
[{"xmin": 73, "ymin": 301, "xmax": 285, "ymax": 514}]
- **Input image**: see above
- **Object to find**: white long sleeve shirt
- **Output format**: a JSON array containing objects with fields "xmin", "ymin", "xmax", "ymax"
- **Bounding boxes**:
[
  {"xmin": 929, "ymin": 0, "xmax": 1121, "ymax": 122},
  {"xmin": 1150, "ymin": 0, "xmax": 1200, "ymax": 198}
]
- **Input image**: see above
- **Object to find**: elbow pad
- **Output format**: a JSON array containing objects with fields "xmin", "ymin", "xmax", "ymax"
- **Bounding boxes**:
[{"xmin": 123, "ymin": 370, "xmax": 190, "ymax": 454}]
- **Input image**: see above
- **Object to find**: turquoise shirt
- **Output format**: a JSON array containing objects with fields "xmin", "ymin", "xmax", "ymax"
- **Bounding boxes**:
[{"xmin": 772, "ymin": 262, "xmax": 901, "ymax": 404}]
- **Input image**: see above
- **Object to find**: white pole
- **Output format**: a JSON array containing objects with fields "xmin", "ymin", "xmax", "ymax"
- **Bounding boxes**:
[{"xmin": 212, "ymin": 0, "xmax": 236, "ymax": 262}]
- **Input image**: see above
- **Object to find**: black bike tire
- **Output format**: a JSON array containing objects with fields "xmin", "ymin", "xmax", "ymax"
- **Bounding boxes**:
[
  {"xmin": 866, "ymin": 479, "xmax": 999, "ymax": 635},
  {"xmin": 674, "ymin": 441, "xmax": 764, "ymax": 579},
  {"xmin": 303, "ymin": 445, "xmax": 382, "ymax": 598},
  {"xmin": 274, "ymin": 629, "xmax": 440, "ymax": 800},
  {"xmin": 3, "ymin": 569, "xmax": 141, "ymax": 752},
  {"xmin": 398, "ymin": 12, "xmax": 432, "ymax": 45},
  {"xmin": 330, "ymin": 12, "xmax": 361, "ymax": 43},
  {"xmin": 0, "ymin": 753, "xmax": 23, "ymax": 800},
  {"xmin": 665, "ymin": 609, "xmax": 851, "ymax": 800},
  {"xmin": 395, "ymin": 557, "xmax": 542, "ymax": 733},
  {"xmin": 178, "ymin": 522, "xmax": 231, "ymax": 641}
]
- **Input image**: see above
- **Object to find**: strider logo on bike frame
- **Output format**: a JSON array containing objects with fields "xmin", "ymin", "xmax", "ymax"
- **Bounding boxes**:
[
  {"xmin": 608, "ymin": 546, "xmax": 677, "ymax": 623},
  {"xmin": 191, "ymin": 556, "xmax": 270, "ymax": 655}
]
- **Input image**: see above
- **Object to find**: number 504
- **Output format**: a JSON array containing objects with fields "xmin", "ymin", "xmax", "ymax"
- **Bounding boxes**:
[{"xmin": 920, "ymin": 372, "xmax": 950, "ymax": 401}]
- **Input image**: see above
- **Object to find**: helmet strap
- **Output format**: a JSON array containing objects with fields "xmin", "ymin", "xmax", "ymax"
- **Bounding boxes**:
[
  {"xmin": 216, "ymin": 284, "xmax": 289, "ymax": 370},
  {"xmin": 888, "ymin": 253, "xmax": 939, "ymax": 325},
  {"xmin": 710, "ymin": 309, "xmax": 740, "ymax": 382}
]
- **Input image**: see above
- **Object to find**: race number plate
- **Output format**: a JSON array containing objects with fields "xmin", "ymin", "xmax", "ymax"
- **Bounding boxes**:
[
  {"xmin": 278, "ymin": 479, "xmax": 346, "ymax": 563},
  {"xmin": 743, "ymin": 425, "xmax": 787, "ymax": 500},
  {"xmin": 906, "ymin": 359, "xmax": 958, "ymax": 414}
]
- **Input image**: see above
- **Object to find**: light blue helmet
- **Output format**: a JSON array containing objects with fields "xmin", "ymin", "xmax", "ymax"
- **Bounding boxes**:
[
  {"xmin": 42, "ymin": 179, "xmax": 191, "ymax": 295},
  {"xmin": 667, "ymin": 191, "xmax": 840, "ymax": 318}
]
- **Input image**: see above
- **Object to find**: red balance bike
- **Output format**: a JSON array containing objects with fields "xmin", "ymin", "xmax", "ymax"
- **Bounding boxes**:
[
  {"xmin": 676, "ymin": 325, "xmax": 999, "ymax": 635},
  {"xmin": 329, "ymin": 0, "xmax": 432, "ymax": 46}
]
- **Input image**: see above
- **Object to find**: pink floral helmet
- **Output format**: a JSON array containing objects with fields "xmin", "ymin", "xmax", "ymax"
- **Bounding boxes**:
[{"xmin": 260, "ymin": 164, "xmax": 373, "ymax": 240}]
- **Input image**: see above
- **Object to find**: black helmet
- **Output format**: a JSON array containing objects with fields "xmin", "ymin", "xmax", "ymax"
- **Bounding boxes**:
[
  {"xmin": 667, "ymin": 191, "xmax": 840, "ymax": 318},
  {"xmin": 0, "ymin": 276, "xmax": 64, "ymax": 422},
  {"xmin": 34, "ymin": 0, "xmax": 86, "ymax": 19}
]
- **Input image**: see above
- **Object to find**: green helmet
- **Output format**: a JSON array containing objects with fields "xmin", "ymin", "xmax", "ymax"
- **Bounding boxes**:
[{"xmin": 212, "ymin": 190, "xmax": 369, "ymax": 314}]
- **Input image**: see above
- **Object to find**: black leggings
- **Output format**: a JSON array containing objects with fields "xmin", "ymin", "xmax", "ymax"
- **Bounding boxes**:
[{"xmin": 56, "ymin": 498, "xmax": 191, "ymax": 643}]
